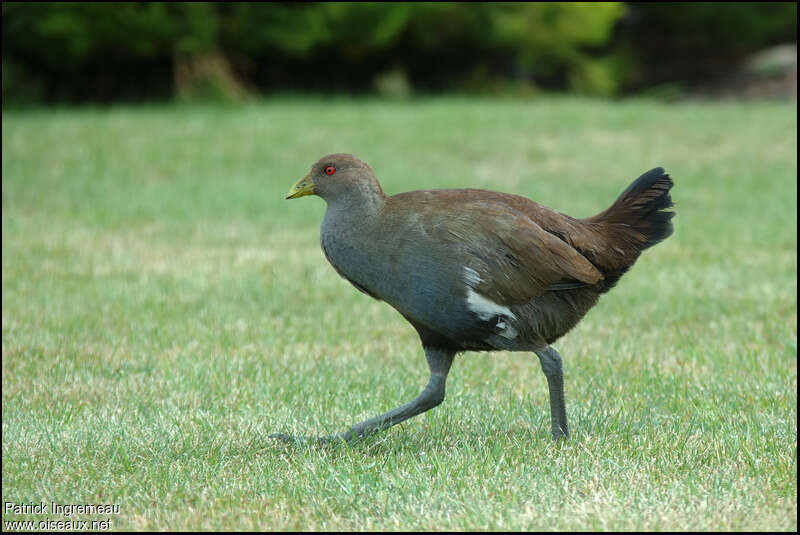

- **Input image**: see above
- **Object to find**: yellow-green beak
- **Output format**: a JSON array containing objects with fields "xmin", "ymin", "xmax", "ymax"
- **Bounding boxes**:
[{"xmin": 286, "ymin": 171, "xmax": 315, "ymax": 200}]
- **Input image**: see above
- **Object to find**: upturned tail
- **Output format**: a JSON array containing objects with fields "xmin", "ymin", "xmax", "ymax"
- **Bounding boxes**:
[{"xmin": 584, "ymin": 167, "xmax": 675, "ymax": 291}]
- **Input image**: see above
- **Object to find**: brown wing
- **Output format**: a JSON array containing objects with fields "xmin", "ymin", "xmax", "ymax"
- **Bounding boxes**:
[{"xmin": 434, "ymin": 199, "xmax": 603, "ymax": 305}]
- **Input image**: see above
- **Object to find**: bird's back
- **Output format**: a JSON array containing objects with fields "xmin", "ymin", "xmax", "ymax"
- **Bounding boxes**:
[{"xmin": 379, "ymin": 177, "xmax": 673, "ymax": 348}]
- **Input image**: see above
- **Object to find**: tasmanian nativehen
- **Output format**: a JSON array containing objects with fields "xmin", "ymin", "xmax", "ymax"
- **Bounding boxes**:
[{"xmin": 274, "ymin": 154, "xmax": 674, "ymax": 442}]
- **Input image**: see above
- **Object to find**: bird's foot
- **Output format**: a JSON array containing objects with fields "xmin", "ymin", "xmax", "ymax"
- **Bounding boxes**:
[
  {"xmin": 268, "ymin": 432, "xmax": 351, "ymax": 445},
  {"xmin": 268, "ymin": 433, "xmax": 298, "ymax": 444}
]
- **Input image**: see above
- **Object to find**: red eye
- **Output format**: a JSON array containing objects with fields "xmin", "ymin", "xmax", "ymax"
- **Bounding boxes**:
[{"xmin": 325, "ymin": 166, "xmax": 336, "ymax": 175}]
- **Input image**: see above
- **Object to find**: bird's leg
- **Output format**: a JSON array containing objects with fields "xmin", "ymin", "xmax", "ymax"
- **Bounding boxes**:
[
  {"xmin": 535, "ymin": 346, "xmax": 570, "ymax": 440},
  {"xmin": 331, "ymin": 347, "xmax": 455, "ymax": 441},
  {"xmin": 271, "ymin": 347, "xmax": 454, "ymax": 444}
]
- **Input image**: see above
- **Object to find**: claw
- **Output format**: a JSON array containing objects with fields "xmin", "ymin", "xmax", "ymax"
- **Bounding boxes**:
[{"xmin": 268, "ymin": 433, "xmax": 296, "ymax": 443}]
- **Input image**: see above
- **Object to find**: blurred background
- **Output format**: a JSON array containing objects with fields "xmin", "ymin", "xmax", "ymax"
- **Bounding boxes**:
[{"xmin": 2, "ymin": 2, "xmax": 797, "ymax": 104}]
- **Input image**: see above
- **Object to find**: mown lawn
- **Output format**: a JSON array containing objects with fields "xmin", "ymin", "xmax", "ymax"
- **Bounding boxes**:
[{"xmin": 2, "ymin": 97, "xmax": 796, "ymax": 531}]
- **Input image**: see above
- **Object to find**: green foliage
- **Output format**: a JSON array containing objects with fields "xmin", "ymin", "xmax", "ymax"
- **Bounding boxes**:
[
  {"xmin": 630, "ymin": 2, "xmax": 796, "ymax": 51},
  {"xmin": 2, "ymin": 2, "xmax": 228, "ymax": 102},
  {"xmin": 491, "ymin": 3, "xmax": 624, "ymax": 84},
  {"xmin": 221, "ymin": 2, "xmax": 625, "ymax": 94},
  {"xmin": 2, "ymin": 2, "xmax": 218, "ymax": 65},
  {"xmin": 618, "ymin": 2, "xmax": 798, "ymax": 90},
  {"xmin": 1, "ymin": 57, "xmax": 44, "ymax": 105},
  {"xmin": 221, "ymin": 3, "xmax": 414, "ymax": 57},
  {"xmin": 1, "ymin": 2, "xmax": 797, "ymax": 102},
  {"xmin": 1, "ymin": 2, "xmax": 626, "ymax": 100}
]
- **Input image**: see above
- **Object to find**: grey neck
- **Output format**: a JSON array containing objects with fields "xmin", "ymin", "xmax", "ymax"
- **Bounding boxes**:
[{"xmin": 321, "ymin": 188, "xmax": 385, "ymax": 233}]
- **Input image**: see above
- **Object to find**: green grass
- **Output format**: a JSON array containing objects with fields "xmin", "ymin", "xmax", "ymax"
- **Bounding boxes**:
[{"xmin": 2, "ymin": 97, "xmax": 796, "ymax": 531}]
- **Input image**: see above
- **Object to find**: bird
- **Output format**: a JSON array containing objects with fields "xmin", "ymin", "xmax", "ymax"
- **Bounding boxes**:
[{"xmin": 273, "ymin": 153, "xmax": 674, "ymax": 443}]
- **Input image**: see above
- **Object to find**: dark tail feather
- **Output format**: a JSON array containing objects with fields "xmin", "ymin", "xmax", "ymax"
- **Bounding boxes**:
[
  {"xmin": 591, "ymin": 167, "xmax": 675, "ymax": 249},
  {"xmin": 585, "ymin": 167, "xmax": 675, "ymax": 290}
]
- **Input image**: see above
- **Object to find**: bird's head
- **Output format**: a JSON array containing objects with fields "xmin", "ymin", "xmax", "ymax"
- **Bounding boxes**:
[{"xmin": 286, "ymin": 154, "xmax": 385, "ymax": 206}]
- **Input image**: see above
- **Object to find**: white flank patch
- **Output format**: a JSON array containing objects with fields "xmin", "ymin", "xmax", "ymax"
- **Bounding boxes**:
[
  {"xmin": 463, "ymin": 267, "xmax": 517, "ymax": 339},
  {"xmin": 466, "ymin": 288, "xmax": 517, "ymax": 320}
]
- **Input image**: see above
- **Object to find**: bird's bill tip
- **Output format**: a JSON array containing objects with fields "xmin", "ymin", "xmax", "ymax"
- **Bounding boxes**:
[{"xmin": 286, "ymin": 171, "xmax": 315, "ymax": 200}]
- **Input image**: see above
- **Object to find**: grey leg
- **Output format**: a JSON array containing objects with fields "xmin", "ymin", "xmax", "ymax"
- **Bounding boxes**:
[
  {"xmin": 535, "ymin": 346, "xmax": 570, "ymax": 440},
  {"xmin": 271, "ymin": 347, "xmax": 455, "ymax": 443}
]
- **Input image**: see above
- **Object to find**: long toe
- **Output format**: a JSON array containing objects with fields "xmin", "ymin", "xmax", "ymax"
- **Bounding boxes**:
[{"xmin": 268, "ymin": 433, "xmax": 297, "ymax": 443}]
